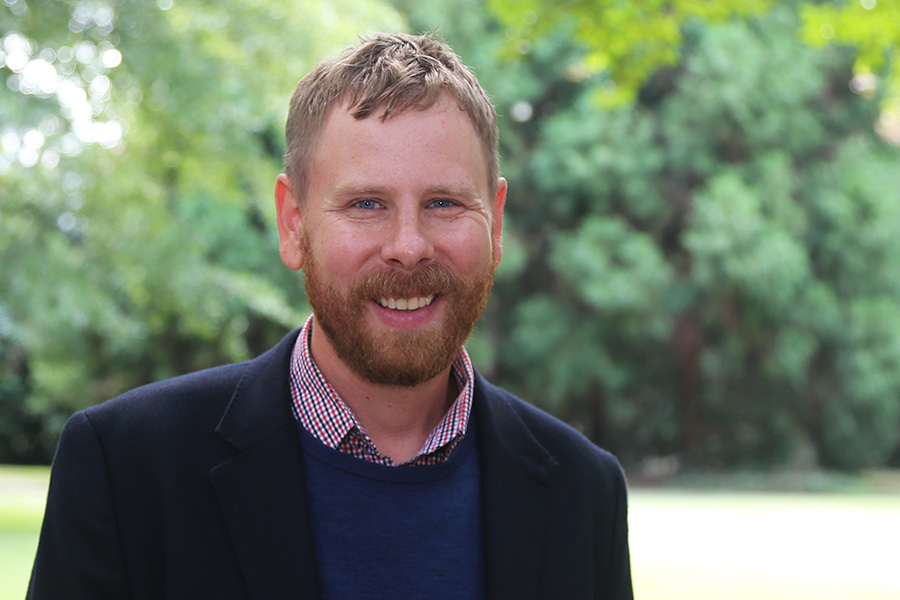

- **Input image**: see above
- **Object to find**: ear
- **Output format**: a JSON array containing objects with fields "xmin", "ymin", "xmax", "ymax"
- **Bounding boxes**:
[
  {"xmin": 491, "ymin": 177, "xmax": 507, "ymax": 269},
  {"xmin": 274, "ymin": 173, "xmax": 305, "ymax": 271}
]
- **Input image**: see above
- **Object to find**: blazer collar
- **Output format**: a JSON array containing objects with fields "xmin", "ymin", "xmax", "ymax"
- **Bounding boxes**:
[
  {"xmin": 214, "ymin": 329, "xmax": 299, "ymax": 450},
  {"xmin": 474, "ymin": 371, "xmax": 559, "ymax": 600},
  {"xmin": 210, "ymin": 329, "xmax": 322, "ymax": 600}
]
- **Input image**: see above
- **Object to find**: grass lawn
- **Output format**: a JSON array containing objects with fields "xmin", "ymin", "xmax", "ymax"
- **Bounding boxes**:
[
  {"xmin": 0, "ymin": 466, "xmax": 48, "ymax": 600},
  {"xmin": 630, "ymin": 488, "xmax": 900, "ymax": 599},
  {"xmin": 2, "ymin": 465, "xmax": 898, "ymax": 599}
]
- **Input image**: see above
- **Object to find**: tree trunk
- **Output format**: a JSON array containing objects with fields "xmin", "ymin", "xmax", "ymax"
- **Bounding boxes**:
[{"xmin": 672, "ymin": 312, "xmax": 704, "ymax": 466}]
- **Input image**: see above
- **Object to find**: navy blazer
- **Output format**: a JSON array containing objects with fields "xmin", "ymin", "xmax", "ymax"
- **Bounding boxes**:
[{"xmin": 29, "ymin": 329, "xmax": 632, "ymax": 599}]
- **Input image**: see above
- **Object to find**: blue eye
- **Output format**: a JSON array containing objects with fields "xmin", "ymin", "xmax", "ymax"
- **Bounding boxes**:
[
  {"xmin": 429, "ymin": 199, "xmax": 455, "ymax": 208},
  {"xmin": 356, "ymin": 199, "xmax": 381, "ymax": 210}
]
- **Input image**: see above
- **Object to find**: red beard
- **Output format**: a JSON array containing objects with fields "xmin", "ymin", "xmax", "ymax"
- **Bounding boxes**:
[{"xmin": 301, "ymin": 236, "xmax": 493, "ymax": 387}]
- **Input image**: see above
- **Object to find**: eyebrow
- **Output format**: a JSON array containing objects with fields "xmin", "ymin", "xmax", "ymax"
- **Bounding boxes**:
[
  {"xmin": 426, "ymin": 185, "xmax": 478, "ymax": 198},
  {"xmin": 332, "ymin": 184, "xmax": 479, "ymax": 199},
  {"xmin": 332, "ymin": 186, "xmax": 387, "ymax": 198}
]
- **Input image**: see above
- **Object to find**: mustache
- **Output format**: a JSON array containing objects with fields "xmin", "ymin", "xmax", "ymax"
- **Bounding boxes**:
[{"xmin": 353, "ymin": 264, "xmax": 456, "ymax": 300}]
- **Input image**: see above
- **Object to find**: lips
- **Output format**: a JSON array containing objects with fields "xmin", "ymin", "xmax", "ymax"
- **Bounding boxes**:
[
  {"xmin": 359, "ymin": 266, "xmax": 452, "ymax": 313},
  {"xmin": 377, "ymin": 295, "xmax": 436, "ymax": 311}
]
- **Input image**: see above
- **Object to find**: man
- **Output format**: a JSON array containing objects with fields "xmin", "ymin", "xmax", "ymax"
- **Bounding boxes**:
[{"xmin": 29, "ymin": 33, "xmax": 632, "ymax": 599}]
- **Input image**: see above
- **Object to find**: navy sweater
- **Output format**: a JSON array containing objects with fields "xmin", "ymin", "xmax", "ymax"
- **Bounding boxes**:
[{"xmin": 298, "ymin": 422, "xmax": 484, "ymax": 599}]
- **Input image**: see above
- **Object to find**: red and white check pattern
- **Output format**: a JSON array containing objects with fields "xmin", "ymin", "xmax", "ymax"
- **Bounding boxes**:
[{"xmin": 289, "ymin": 316, "xmax": 474, "ymax": 466}]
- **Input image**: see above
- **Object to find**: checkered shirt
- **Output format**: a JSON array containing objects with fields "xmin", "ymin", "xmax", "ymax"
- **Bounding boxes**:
[{"xmin": 289, "ymin": 316, "xmax": 474, "ymax": 466}]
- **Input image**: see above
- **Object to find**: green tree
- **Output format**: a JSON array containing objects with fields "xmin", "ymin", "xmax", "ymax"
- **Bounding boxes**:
[
  {"xmin": 801, "ymin": 0, "xmax": 900, "ymax": 133},
  {"xmin": 400, "ymin": 0, "xmax": 900, "ymax": 470},
  {"xmin": 488, "ymin": 0, "xmax": 774, "ymax": 105},
  {"xmin": 1, "ymin": 0, "xmax": 402, "ymax": 461}
]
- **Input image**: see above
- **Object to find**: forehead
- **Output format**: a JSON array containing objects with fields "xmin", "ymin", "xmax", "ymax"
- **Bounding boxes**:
[{"xmin": 310, "ymin": 96, "xmax": 491, "ymax": 194}]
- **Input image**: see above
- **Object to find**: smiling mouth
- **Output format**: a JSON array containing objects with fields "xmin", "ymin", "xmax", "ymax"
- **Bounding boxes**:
[{"xmin": 376, "ymin": 295, "xmax": 436, "ymax": 311}]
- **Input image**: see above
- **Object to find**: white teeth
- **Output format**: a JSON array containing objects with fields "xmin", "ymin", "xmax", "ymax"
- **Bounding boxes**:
[{"xmin": 378, "ymin": 296, "xmax": 435, "ymax": 311}]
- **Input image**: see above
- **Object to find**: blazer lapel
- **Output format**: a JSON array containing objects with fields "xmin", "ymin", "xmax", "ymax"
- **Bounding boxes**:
[
  {"xmin": 474, "ymin": 372, "xmax": 559, "ymax": 600},
  {"xmin": 210, "ymin": 331, "xmax": 321, "ymax": 600}
]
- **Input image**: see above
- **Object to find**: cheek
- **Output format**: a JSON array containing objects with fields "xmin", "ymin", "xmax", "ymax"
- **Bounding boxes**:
[
  {"xmin": 310, "ymin": 227, "xmax": 381, "ymax": 277},
  {"xmin": 438, "ymin": 226, "xmax": 494, "ymax": 270}
]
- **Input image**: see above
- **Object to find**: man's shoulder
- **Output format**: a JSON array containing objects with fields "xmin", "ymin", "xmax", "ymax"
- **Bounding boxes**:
[
  {"xmin": 72, "ymin": 360, "xmax": 249, "ymax": 450},
  {"xmin": 474, "ymin": 373, "xmax": 624, "ymax": 480},
  {"xmin": 95, "ymin": 360, "xmax": 246, "ymax": 413},
  {"xmin": 75, "ymin": 329, "xmax": 299, "ymax": 445}
]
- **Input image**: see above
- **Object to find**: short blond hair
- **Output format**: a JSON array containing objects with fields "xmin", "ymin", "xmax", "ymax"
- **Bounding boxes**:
[{"xmin": 284, "ymin": 32, "xmax": 499, "ymax": 201}]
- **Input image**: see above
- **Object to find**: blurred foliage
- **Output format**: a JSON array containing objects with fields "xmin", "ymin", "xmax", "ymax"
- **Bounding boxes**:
[
  {"xmin": 398, "ymin": 0, "xmax": 900, "ymax": 471},
  {"xmin": 801, "ymin": 0, "xmax": 900, "ymax": 116},
  {"xmin": 488, "ymin": 0, "xmax": 774, "ymax": 106},
  {"xmin": 3, "ymin": 0, "xmax": 900, "ymax": 473},
  {"xmin": 1, "ymin": 0, "xmax": 402, "ymax": 461}
]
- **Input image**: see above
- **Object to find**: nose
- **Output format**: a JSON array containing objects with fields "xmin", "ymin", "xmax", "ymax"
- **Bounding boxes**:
[{"xmin": 381, "ymin": 211, "xmax": 435, "ymax": 270}]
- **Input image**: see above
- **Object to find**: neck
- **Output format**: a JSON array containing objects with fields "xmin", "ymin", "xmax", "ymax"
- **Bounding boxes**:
[{"xmin": 310, "ymin": 322, "xmax": 458, "ymax": 464}]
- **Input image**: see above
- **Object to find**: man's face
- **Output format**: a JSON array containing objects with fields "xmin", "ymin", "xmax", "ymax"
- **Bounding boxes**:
[{"xmin": 278, "ymin": 95, "xmax": 506, "ymax": 387}]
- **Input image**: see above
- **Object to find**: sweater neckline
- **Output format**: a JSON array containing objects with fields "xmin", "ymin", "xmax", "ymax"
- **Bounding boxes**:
[{"xmin": 296, "ymin": 416, "xmax": 477, "ymax": 484}]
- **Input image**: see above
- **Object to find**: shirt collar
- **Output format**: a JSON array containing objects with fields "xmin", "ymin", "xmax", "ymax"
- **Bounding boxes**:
[{"xmin": 288, "ymin": 315, "xmax": 474, "ymax": 466}]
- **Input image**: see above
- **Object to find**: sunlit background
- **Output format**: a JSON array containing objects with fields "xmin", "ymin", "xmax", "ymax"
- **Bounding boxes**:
[{"xmin": 2, "ymin": 0, "xmax": 900, "ymax": 598}]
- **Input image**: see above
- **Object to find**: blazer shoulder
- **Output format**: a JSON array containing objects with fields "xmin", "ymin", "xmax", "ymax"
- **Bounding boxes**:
[
  {"xmin": 71, "ymin": 328, "xmax": 301, "ymax": 459},
  {"xmin": 83, "ymin": 360, "xmax": 249, "ymax": 427},
  {"xmin": 79, "ymin": 328, "xmax": 300, "ymax": 438},
  {"xmin": 476, "ymin": 373, "xmax": 625, "ymax": 483}
]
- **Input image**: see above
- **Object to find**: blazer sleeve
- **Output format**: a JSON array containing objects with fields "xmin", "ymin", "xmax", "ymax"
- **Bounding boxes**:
[{"xmin": 28, "ymin": 410, "xmax": 131, "ymax": 599}]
